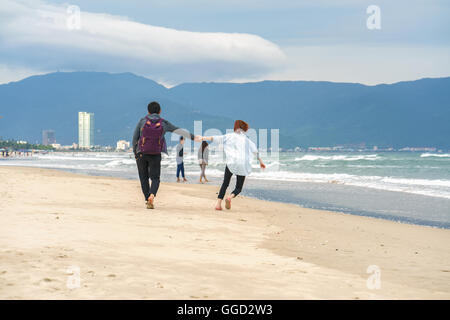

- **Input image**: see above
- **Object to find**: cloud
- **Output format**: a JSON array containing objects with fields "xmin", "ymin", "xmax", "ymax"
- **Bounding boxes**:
[
  {"xmin": 0, "ymin": 0, "xmax": 286, "ymax": 84},
  {"xmin": 243, "ymin": 45, "xmax": 450, "ymax": 85},
  {"xmin": 0, "ymin": 64, "xmax": 48, "ymax": 84}
]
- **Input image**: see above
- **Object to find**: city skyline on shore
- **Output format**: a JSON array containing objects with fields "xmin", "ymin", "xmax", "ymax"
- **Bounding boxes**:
[{"xmin": 0, "ymin": 71, "xmax": 448, "ymax": 150}]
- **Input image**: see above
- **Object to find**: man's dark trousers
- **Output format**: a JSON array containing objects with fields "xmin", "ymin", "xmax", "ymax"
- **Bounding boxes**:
[{"xmin": 136, "ymin": 153, "xmax": 161, "ymax": 201}]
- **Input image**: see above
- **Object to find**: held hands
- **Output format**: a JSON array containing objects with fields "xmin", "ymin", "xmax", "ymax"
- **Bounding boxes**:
[
  {"xmin": 260, "ymin": 161, "xmax": 266, "ymax": 170},
  {"xmin": 194, "ymin": 135, "xmax": 213, "ymax": 142},
  {"xmin": 194, "ymin": 135, "xmax": 203, "ymax": 142}
]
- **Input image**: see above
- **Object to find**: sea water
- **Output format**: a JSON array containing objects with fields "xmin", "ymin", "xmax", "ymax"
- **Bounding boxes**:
[{"xmin": 2, "ymin": 151, "xmax": 449, "ymax": 228}]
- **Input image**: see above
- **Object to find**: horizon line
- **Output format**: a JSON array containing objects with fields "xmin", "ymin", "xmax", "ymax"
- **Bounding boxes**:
[{"xmin": 1, "ymin": 70, "xmax": 449, "ymax": 89}]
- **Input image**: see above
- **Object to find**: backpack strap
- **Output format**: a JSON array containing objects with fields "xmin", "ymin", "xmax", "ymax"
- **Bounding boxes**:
[{"xmin": 145, "ymin": 116, "xmax": 164, "ymax": 123}]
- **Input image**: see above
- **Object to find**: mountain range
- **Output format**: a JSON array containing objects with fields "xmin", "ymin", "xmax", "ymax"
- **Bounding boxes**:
[{"xmin": 0, "ymin": 71, "xmax": 449, "ymax": 149}]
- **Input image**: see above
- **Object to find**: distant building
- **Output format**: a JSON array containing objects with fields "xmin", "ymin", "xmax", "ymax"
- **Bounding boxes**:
[
  {"xmin": 78, "ymin": 112, "xmax": 94, "ymax": 148},
  {"xmin": 400, "ymin": 147, "xmax": 436, "ymax": 152},
  {"xmin": 308, "ymin": 147, "xmax": 333, "ymax": 151},
  {"xmin": 116, "ymin": 140, "xmax": 131, "ymax": 151},
  {"xmin": 42, "ymin": 130, "xmax": 56, "ymax": 146}
]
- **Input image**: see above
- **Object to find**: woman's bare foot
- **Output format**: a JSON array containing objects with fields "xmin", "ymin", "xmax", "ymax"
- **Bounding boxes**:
[
  {"xmin": 177, "ymin": 178, "xmax": 180, "ymax": 183},
  {"xmin": 225, "ymin": 197, "xmax": 232, "ymax": 210},
  {"xmin": 204, "ymin": 178, "xmax": 209, "ymax": 183},
  {"xmin": 183, "ymin": 178, "xmax": 188, "ymax": 182},
  {"xmin": 146, "ymin": 194, "xmax": 155, "ymax": 209},
  {"xmin": 215, "ymin": 199, "xmax": 223, "ymax": 211}
]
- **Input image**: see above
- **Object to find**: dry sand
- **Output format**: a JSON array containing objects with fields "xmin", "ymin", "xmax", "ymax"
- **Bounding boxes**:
[{"xmin": 0, "ymin": 166, "xmax": 449, "ymax": 299}]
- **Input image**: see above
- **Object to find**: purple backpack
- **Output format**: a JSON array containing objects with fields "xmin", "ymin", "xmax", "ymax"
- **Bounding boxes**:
[{"xmin": 139, "ymin": 117, "xmax": 165, "ymax": 154}]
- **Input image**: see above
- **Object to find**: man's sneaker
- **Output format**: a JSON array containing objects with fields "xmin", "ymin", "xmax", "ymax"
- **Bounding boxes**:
[{"xmin": 146, "ymin": 196, "xmax": 154, "ymax": 209}]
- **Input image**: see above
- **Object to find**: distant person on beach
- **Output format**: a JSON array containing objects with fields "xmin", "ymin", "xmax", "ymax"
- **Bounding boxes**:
[
  {"xmin": 198, "ymin": 141, "xmax": 209, "ymax": 183},
  {"xmin": 132, "ymin": 101, "xmax": 200, "ymax": 209},
  {"xmin": 202, "ymin": 120, "xmax": 265, "ymax": 210},
  {"xmin": 176, "ymin": 136, "xmax": 187, "ymax": 182}
]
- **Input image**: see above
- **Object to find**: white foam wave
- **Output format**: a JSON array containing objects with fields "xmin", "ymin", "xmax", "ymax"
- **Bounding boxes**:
[
  {"xmin": 420, "ymin": 153, "xmax": 450, "ymax": 158},
  {"xmin": 295, "ymin": 154, "xmax": 379, "ymax": 161},
  {"xmin": 249, "ymin": 170, "xmax": 450, "ymax": 199},
  {"xmin": 104, "ymin": 159, "xmax": 136, "ymax": 167},
  {"xmin": 3, "ymin": 152, "xmax": 449, "ymax": 199}
]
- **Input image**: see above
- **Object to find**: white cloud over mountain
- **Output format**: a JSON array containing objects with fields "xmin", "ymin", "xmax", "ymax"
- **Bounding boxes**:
[{"xmin": 0, "ymin": 0, "xmax": 286, "ymax": 84}]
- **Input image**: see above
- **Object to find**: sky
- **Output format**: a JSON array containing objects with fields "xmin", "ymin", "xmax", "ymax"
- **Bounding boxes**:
[{"xmin": 0, "ymin": 0, "xmax": 449, "ymax": 86}]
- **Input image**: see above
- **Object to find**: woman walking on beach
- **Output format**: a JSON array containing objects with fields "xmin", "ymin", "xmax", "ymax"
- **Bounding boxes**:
[
  {"xmin": 202, "ymin": 120, "xmax": 265, "ymax": 210},
  {"xmin": 198, "ymin": 141, "xmax": 209, "ymax": 183}
]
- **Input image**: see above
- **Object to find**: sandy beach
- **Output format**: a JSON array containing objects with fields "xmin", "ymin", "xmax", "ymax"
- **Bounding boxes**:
[{"xmin": 0, "ymin": 166, "xmax": 449, "ymax": 299}]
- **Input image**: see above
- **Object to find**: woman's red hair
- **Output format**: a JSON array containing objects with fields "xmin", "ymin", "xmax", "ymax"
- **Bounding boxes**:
[{"xmin": 234, "ymin": 120, "xmax": 249, "ymax": 132}]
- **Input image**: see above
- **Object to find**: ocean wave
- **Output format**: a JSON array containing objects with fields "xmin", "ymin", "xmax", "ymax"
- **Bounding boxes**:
[
  {"xmin": 295, "ymin": 154, "xmax": 379, "ymax": 161},
  {"xmin": 104, "ymin": 159, "xmax": 136, "ymax": 167},
  {"xmin": 420, "ymin": 153, "xmax": 450, "ymax": 158},
  {"xmin": 249, "ymin": 170, "xmax": 450, "ymax": 199},
  {"xmin": 3, "ymin": 152, "xmax": 449, "ymax": 199},
  {"xmin": 33, "ymin": 153, "xmax": 134, "ymax": 161}
]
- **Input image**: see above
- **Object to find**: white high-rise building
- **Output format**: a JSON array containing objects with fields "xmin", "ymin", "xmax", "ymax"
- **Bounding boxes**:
[{"xmin": 78, "ymin": 112, "xmax": 94, "ymax": 148}]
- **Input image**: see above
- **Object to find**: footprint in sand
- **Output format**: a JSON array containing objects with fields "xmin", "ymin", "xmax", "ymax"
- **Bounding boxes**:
[{"xmin": 107, "ymin": 274, "xmax": 116, "ymax": 278}]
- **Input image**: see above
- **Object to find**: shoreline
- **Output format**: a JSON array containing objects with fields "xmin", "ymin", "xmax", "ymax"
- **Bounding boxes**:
[
  {"xmin": 2, "ymin": 160, "xmax": 449, "ymax": 229},
  {"xmin": 1, "ymin": 166, "xmax": 449, "ymax": 299}
]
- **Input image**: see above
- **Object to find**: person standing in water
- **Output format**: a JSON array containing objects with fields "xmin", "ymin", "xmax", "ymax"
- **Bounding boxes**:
[
  {"xmin": 202, "ymin": 120, "xmax": 265, "ymax": 210},
  {"xmin": 176, "ymin": 136, "xmax": 187, "ymax": 182},
  {"xmin": 198, "ymin": 141, "xmax": 209, "ymax": 183}
]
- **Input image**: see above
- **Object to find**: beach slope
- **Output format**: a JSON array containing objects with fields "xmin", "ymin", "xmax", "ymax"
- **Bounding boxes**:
[{"xmin": 0, "ymin": 166, "xmax": 449, "ymax": 299}]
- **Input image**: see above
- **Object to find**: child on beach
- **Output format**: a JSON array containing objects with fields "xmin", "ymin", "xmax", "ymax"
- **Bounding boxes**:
[
  {"xmin": 176, "ymin": 136, "xmax": 187, "ymax": 182},
  {"xmin": 132, "ymin": 101, "xmax": 200, "ymax": 209},
  {"xmin": 198, "ymin": 141, "xmax": 209, "ymax": 183},
  {"xmin": 202, "ymin": 120, "xmax": 265, "ymax": 210}
]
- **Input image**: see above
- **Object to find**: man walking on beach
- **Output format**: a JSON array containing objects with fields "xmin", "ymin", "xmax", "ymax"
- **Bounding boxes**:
[
  {"xmin": 176, "ymin": 136, "xmax": 188, "ymax": 182},
  {"xmin": 132, "ymin": 101, "xmax": 199, "ymax": 209}
]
